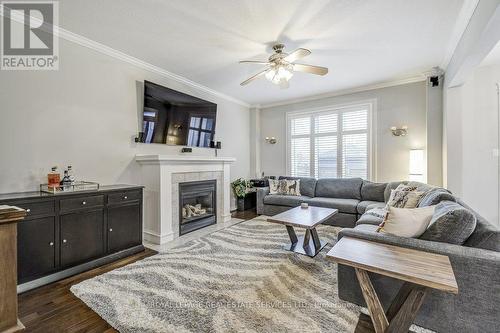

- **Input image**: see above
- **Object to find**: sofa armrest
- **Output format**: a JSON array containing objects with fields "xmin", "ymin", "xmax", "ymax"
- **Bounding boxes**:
[
  {"xmin": 256, "ymin": 187, "xmax": 270, "ymax": 215},
  {"xmin": 338, "ymin": 227, "xmax": 500, "ymax": 262}
]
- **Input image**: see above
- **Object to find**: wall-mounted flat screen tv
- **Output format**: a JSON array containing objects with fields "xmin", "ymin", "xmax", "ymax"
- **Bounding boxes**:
[{"xmin": 140, "ymin": 80, "xmax": 217, "ymax": 147}]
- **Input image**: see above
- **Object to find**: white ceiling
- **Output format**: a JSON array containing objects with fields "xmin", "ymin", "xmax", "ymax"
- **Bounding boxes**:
[{"xmin": 59, "ymin": 0, "xmax": 465, "ymax": 106}]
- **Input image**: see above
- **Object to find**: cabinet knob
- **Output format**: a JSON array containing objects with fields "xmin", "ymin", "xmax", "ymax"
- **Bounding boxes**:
[
  {"xmin": 49, "ymin": 242, "xmax": 54, "ymax": 246},
  {"xmin": 26, "ymin": 208, "xmax": 31, "ymax": 213},
  {"xmin": 124, "ymin": 196, "xmax": 128, "ymax": 200},
  {"xmin": 63, "ymin": 239, "xmax": 67, "ymax": 243},
  {"xmin": 109, "ymin": 228, "xmax": 113, "ymax": 232},
  {"xmin": 82, "ymin": 201, "xmax": 87, "ymax": 205}
]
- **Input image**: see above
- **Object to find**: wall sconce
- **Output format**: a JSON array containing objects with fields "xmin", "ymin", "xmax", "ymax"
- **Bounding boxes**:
[
  {"xmin": 265, "ymin": 136, "xmax": 277, "ymax": 144},
  {"xmin": 391, "ymin": 125, "xmax": 408, "ymax": 137},
  {"xmin": 409, "ymin": 149, "xmax": 425, "ymax": 182}
]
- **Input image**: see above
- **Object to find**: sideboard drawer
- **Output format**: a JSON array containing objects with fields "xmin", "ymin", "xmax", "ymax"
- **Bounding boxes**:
[
  {"xmin": 108, "ymin": 190, "xmax": 141, "ymax": 204},
  {"xmin": 16, "ymin": 200, "xmax": 55, "ymax": 218},
  {"xmin": 60, "ymin": 195, "xmax": 104, "ymax": 212}
]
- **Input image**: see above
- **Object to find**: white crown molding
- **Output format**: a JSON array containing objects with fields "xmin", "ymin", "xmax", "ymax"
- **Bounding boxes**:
[
  {"xmin": 440, "ymin": 0, "xmax": 480, "ymax": 70},
  {"xmin": 56, "ymin": 28, "xmax": 251, "ymax": 108},
  {"xmin": 257, "ymin": 75, "xmax": 427, "ymax": 109},
  {"xmin": 0, "ymin": 8, "xmax": 250, "ymax": 108}
]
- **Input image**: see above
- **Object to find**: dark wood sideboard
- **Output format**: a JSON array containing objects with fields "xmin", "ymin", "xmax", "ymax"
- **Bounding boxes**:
[{"xmin": 0, "ymin": 185, "xmax": 145, "ymax": 293}]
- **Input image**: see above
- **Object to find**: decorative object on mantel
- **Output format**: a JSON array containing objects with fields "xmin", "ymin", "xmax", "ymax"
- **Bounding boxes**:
[
  {"xmin": 210, "ymin": 140, "xmax": 222, "ymax": 157},
  {"xmin": 181, "ymin": 147, "xmax": 193, "ymax": 153},
  {"xmin": 390, "ymin": 125, "xmax": 408, "ymax": 136},
  {"xmin": 231, "ymin": 178, "xmax": 256, "ymax": 211},
  {"xmin": 40, "ymin": 181, "xmax": 99, "ymax": 194},
  {"xmin": 134, "ymin": 131, "xmax": 145, "ymax": 143},
  {"xmin": 0, "ymin": 205, "xmax": 27, "ymax": 333},
  {"xmin": 265, "ymin": 136, "xmax": 277, "ymax": 144}
]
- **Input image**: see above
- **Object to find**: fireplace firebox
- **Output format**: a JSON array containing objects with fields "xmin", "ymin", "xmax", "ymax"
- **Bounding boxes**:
[{"xmin": 179, "ymin": 180, "xmax": 217, "ymax": 235}]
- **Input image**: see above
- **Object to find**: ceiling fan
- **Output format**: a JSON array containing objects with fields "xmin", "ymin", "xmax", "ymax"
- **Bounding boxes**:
[{"xmin": 239, "ymin": 43, "xmax": 328, "ymax": 89}]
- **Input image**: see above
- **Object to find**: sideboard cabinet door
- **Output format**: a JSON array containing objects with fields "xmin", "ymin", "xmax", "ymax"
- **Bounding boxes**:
[
  {"xmin": 17, "ymin": 217, "xmax": 56, "ymax": 283},
  {"xmin": 107, "ymin": 203, "xmax": 142, "ymax": 254},
  {"xmin": 60, "ymin": 209, "xmax": 104, "ymax": 268}
]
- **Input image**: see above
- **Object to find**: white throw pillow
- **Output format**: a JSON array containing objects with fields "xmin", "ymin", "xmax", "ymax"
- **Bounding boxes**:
[
  {"xmin": 378, "ymin": 205, "xmax": 436, "ymax": 238},
  {"xmin": 268, "ymin": 179, "xmax": 281, "ymax": 195}
]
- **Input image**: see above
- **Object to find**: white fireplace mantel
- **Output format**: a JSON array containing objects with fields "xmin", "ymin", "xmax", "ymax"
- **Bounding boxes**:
[
  {"xmin": 135, "ymin": 154, "xmax": 235, "ymax": 245},
  {"xmin": 135, "ymin": 155, "xmax": 236, "ymax": 164}
]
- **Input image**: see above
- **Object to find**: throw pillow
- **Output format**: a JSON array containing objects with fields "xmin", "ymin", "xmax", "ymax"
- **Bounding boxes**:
[
  {"xmin": 418, "ymin": 188, "xmax": 456, "ymax": 207},
  {"xmin": 268, "ymin": 179, "xmax": 281, "ymax": 195},
  {"xmin": 282, "ymin": 179, "xmax": 301, "ymax": 196},
  {"xmin": 420, "ymin": 201, "xmax": 477, "ymax": 245},
  {"xmin": 378, "ymin": 205, "xmax": 436, "ymax": 238},
  {"xmin": 386, "ymin": 188, "xmax": 423, "ymax": 208}
]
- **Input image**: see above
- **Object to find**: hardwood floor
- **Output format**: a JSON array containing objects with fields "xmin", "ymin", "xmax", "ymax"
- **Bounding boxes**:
[
  {"xmin": 18, "ymin": 249, "xmax": 157, "ymax": 333},
  {"xmin": 231, "ymin": 208, "xmax": 258, "ymax": 220},
  {"xmin": 18, "ymin": 209, "xmax": 259, "ymax": 332}
]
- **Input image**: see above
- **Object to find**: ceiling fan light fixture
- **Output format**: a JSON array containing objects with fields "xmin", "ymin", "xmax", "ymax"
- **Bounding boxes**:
[{"xmin": 266, "ymin": 63, "xmax": 293, "ymax": 86}]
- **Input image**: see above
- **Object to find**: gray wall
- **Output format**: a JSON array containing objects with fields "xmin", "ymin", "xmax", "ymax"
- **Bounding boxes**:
[
  {"xmin": 259, "ymin": 82, "xmax": 428, "ymax": 182},
  {"xmin": 0, "ymin": 39, "xmax": 251, "ymax": 210}
]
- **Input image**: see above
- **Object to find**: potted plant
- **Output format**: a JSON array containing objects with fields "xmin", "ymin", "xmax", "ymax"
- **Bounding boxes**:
[{"xmin": 231, "ymin": 178, "xmax": 255, "ymax": 211}]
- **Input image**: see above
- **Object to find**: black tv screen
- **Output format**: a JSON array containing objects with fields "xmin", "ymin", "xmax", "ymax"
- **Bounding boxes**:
[{"xmin": 141, "ymin": 81, "xmax": 217, "ymax": 147}]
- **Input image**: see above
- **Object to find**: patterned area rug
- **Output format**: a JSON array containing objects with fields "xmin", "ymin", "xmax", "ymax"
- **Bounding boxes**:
[{"xmin": 71, "ymin": 216, "xmax": 431, "ymax": 333}]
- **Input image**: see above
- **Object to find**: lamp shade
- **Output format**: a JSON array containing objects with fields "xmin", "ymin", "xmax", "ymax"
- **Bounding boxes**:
[{"xmin": 409, "ymin": 149, "xmax": 424, "ymax": 182}]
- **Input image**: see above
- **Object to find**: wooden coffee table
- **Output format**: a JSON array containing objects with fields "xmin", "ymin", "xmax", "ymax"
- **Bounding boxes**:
[
  {"xmin": 267, "ymin": 206, "xmax": 338, "ymax": 257},
  {"xmin": 327, "ymin": 237, "xmax": 458, "ymax": 333}
]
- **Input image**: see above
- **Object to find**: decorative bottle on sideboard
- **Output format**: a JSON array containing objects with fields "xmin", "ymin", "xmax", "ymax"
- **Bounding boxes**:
[
  {"xmin": 60, "ymin": 170, "xmax": 72, "ymax": 189},
  {"xmin": 47, "ymin": 166, "xmax": 60, "ymax": 189},
  {"xmin": 67, "ymin": 165, "xmax": 76, "ymax": 185}
]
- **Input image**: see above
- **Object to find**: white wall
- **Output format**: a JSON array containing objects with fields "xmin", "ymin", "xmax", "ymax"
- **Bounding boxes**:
[
  {"xmin": 445, "ymin": 63, "xmax": 500, "ymax": 225},
  {"xmin": 0, "ymin": 39, "xmax": 251, "ymax": 210},
  {"xmin": 259, "ymin": 82, "xmax": 428, "ymax": 182}
]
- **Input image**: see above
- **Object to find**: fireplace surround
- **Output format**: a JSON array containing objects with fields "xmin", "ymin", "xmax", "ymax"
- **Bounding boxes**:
[
  {"xmin": 135, "ymin": 155, "xmax": 235, "ymax": 245},
  {"xmin": 179, "ymin": 180, "xmax": 217, "ymax": 235}
]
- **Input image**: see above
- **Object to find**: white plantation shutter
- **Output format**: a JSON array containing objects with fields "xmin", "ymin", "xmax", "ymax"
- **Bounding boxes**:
[
  {"xmin": 291, "ymin": 137, "xmax": 310, "ymax": 176},
  {"xmin": 288, "ymin": 104, "xmax": 372, "ymax": 179}
]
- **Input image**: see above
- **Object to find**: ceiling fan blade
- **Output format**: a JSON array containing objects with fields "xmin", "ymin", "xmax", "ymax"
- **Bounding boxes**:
[
  {"xmin": 284, "ymin": 48, "xmax": 311, "ymax": 63},
  {"xmin": 293, "ymin": 63, "xmax": 328, "ymax": 76},
  {"xmin": 239, "ymin": 60, "xmax": 269, "ymax": 65},
  {"xmin": 240, "ymin": 68, "xmax": 270, "ymax": 86}
]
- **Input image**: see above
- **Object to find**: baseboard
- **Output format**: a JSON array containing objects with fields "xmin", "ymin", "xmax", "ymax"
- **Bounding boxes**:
[
  {"xmin": 143, "ymin": 230, "xmax": 175, "ymax": 245},
  {"xmin": 17, "ymin": 245, "xmax": 145, "ymax": 293}
]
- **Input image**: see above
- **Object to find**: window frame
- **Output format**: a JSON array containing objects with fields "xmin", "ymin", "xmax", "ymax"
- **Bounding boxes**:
[{"xmin": 285, "ymin": 100, "xmax": 377, "ymax": 181}]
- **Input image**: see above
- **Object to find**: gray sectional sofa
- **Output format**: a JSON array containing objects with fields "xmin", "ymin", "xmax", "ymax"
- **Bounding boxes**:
[
  {"xmin": 257, "ymin": 176, "xmax": 388, "ymax": 227},
  {"xmin": 256, "ymin": 176, "xmax": 500, "ymax": 333}
]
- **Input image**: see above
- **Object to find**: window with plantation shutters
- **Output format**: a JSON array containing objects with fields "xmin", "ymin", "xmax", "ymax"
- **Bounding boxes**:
[{"xmin": 287, "ymin": 103, "xmax": 373, "ymax": 180}]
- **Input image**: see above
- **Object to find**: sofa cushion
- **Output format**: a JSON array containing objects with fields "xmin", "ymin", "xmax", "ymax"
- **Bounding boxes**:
[
  {"xmin": 279, "ymin": 176, "xmax": 317, "ymax": 197},
  {"xmin": 366, "ymin": 202, "xmax": 387, "ymax": 212},
  {"xmin": 263, "ymin": 195, "xmax": 311, "ymax": 207},
  {"xmin": 357, "ymin": 200, "xmax": 383, "ymax": 214},
  {"xmin": 361, "ymin": 181, "xmax": 387, "ymax": 202},
  {"xmin": 420, "ymin": 201, "xmax": 476, "ymax": 245},
  {"xmin": 418, "ymin": 188, "xmax": 456, "ymax": 207},
  {"xmin": 315, "ymin": 178, "xmax": 363, "ymax": 200},
  {"xmin": 356, "ymin": 213, "xmax": 384, "ymax": 226},
  {"xmin": 384, "ymin": 181, "xmax": 408, "ymax": 202},
  {"xmin": 308, "ymin": 197, "xmax": 359, "ymax": 214}
]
